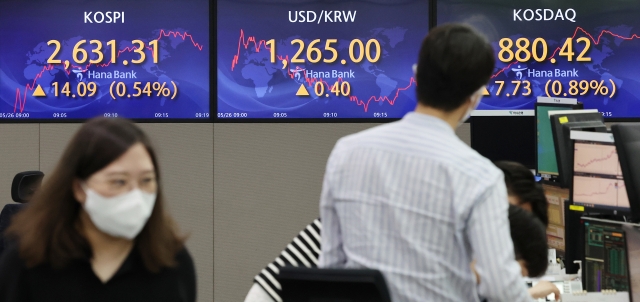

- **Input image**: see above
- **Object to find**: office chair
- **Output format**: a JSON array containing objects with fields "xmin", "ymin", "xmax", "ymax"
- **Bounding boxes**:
[
  {"xmin": 278, "ymin": 267, "xmax": 392, "ymax": 302},
  {"xmin": 0, "ymin": 171, "xmax": 44, "ymax": 255}
]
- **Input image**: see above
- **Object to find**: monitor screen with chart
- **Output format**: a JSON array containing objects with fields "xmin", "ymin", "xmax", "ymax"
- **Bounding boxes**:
[
  {"xmin": 581, "ymin": 217, "xmax": 631, "ymax": 293},
  {"xmin": 571, "ymin": 131, "xmax": 629, "ymax": 215}
]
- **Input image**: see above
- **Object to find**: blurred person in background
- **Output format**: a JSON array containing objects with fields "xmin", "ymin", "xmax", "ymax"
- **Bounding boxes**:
[
  {"xmin": 472, "ymin": 205, "xmax": 560, "ymax": 300},
  {"xmin": 494, "ymin": 161, "xmax": 549, "ymax": 226},
  {"xmin": 0, "ymin": 118, "xmax": 195, "ymax": 302}
]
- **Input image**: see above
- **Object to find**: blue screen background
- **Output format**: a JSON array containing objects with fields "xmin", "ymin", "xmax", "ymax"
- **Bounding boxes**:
[
  {"xmin": 216, "ymin": 0, "xmax": 429, "ymax": 119},
  {"xmin": 0, "ymin": 0, "xmax": 209, "ymax": 120},
  {"xmin": 438, "ymin": 0, "xmax": 640, "ymax": 118}
]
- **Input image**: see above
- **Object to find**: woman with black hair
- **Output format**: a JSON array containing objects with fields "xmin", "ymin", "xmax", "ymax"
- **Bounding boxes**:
[{"xmin": 494, "ymin": 160, "xmax": 549, "ymax": 226}]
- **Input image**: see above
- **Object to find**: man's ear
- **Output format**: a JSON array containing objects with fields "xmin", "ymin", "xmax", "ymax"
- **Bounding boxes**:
[
  {"xmin": 464, "ymin": 95, "xmax": 476, "ymax": 107},
  {"xmin": 469, "ymin": 86, "xmax": 485, "ymax": 106}
]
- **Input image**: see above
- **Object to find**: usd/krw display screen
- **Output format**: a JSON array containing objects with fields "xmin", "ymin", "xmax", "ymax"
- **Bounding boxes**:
[
  {"xmin": 216, "ymin": 0, "xmax": 428, "ymax": 120},
  {"xmin": 438, "ymin": 0, "xmax": 640, "ymax": 119},
  {"xmin": 0, "ymin": 0, "xmax": 210, "ymax": 121}
]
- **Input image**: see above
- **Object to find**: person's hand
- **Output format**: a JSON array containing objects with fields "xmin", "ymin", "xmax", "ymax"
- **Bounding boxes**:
[
  {"xmin": 528, "ymin": 280, "xmax": 561, "ymax": 300},
  {"xmin": 470, "ymin": 260, "xmax": 480, "ymax": 284}
]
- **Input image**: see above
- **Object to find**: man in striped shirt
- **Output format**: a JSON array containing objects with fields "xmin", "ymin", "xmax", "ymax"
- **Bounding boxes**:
[
  {"xmin": 243, "ymin": 203, "xmax": 558, "ymax": 301},
  {"xmin": 243, "ymin": 162, "xmax": 558, "ymax": 301},
  {"xmin": 318, "ymin": 24, "xmax": 531, "ymax": 301}
]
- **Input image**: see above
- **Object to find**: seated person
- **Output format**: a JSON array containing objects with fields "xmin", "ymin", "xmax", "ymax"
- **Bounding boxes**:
[
  {"xmin": 244, "ymin": 205, "xmax": 558, "ymax": 301},
  {"xmin": 472, "ymin": 205, "xmax": 560, "ymax": 300},
  {"xmin": 244, "ymin": 218, "xmax": 321, "ymax": 302},
  {"xmin": 494, "ymin": 161, "xmax": 549, "ymax": 226}
]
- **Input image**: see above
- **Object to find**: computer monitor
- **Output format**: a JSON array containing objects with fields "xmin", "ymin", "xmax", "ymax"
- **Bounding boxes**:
[
  {"xmin": 612, "ymin": 124, "xmax": 640, "ymax": 223},
  {"xmin": 471, "ymin": 115, "xmax": 536, "ymax": 169},
  {"xmin": 535, "ymin": 100, "xmax": 583, "ymax": 179},
  {"xmin": 580, "ymin": 217, "xmax": 632, "ymax": 295},
  {"xmin": 571, "ymin": 131, "xmax": 629, "ymax": 217},
  {"xmin": 550, "ymin": 112, "xmax": 606, "ymax": 188},
  {"xmin": 279, "ymin": 267, "xmax": 392, "ymax": 302}
]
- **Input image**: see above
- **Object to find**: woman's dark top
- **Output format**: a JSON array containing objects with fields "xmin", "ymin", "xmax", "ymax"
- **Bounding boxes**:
[{"xmin": 0, "ymin": 242, "xmax": 196, "ymax": 302}]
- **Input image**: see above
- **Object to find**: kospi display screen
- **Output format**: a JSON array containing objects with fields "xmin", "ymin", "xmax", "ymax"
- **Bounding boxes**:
[
  {"xmin": 0, "ymin": 0, "xmax": 211, "ymax": 121},
  {"xmin": 216, "ymin": 0, "xmax": 428, "ymax": 120},
  {"xmin": 438, "ymin": 0, "xmax": 640, "ymax": 119}
]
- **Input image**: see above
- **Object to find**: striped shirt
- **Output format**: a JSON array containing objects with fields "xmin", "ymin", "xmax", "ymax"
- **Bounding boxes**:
[
  {"xmin": 318, "ymin": 112, "xmax": 532, "ymax": 302},
  {"xmin": 248, "ymin": 219, "xmax": 322, "ymax": 302}
]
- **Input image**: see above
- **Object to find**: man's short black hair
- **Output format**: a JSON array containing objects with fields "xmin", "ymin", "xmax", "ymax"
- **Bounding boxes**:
[
  {"xmin": 415, "ymin": 23, "xmax": 495, "ymax": 111},
  {"xmin": 495, "ymin": 161, "xmax": 549, "ymax": 226},
  {"xmin": 509, "ymin": 204, "xmax": 549, "ymax": 277}
]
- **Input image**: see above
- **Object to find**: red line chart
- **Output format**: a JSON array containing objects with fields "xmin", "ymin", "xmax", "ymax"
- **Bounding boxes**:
[
  {"xmin": 574, "ymin": 181, "xmax": 617, "ymax": 197},
  {"xmin": 574, "ymin": 144, "xmax": 620, "ymax": 176},
  {"xmin": 576, "ymin": 149, "xmax": 617, "ymax": 168},
  {"xmin": 231, "ymin": 30, "xmax": 414, "ymax": 112},
  {"xmin": 573, "ymin": 176, "xmax": 627, "ymax": 207}
]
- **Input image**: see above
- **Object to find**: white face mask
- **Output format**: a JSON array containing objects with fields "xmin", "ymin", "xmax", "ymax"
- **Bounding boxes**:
[
  {"xmin": 458, "ymin": 86, "xmax": 485, "ymax": 127},
  {"xmin": 82, "ymin": 186, "xmax": 156, "ymax": 239}
]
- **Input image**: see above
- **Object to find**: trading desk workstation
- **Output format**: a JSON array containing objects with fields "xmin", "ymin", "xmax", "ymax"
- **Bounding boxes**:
[{"xmin": 499, "ymin": 96, "xmax": 640, "ymax": 302}]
